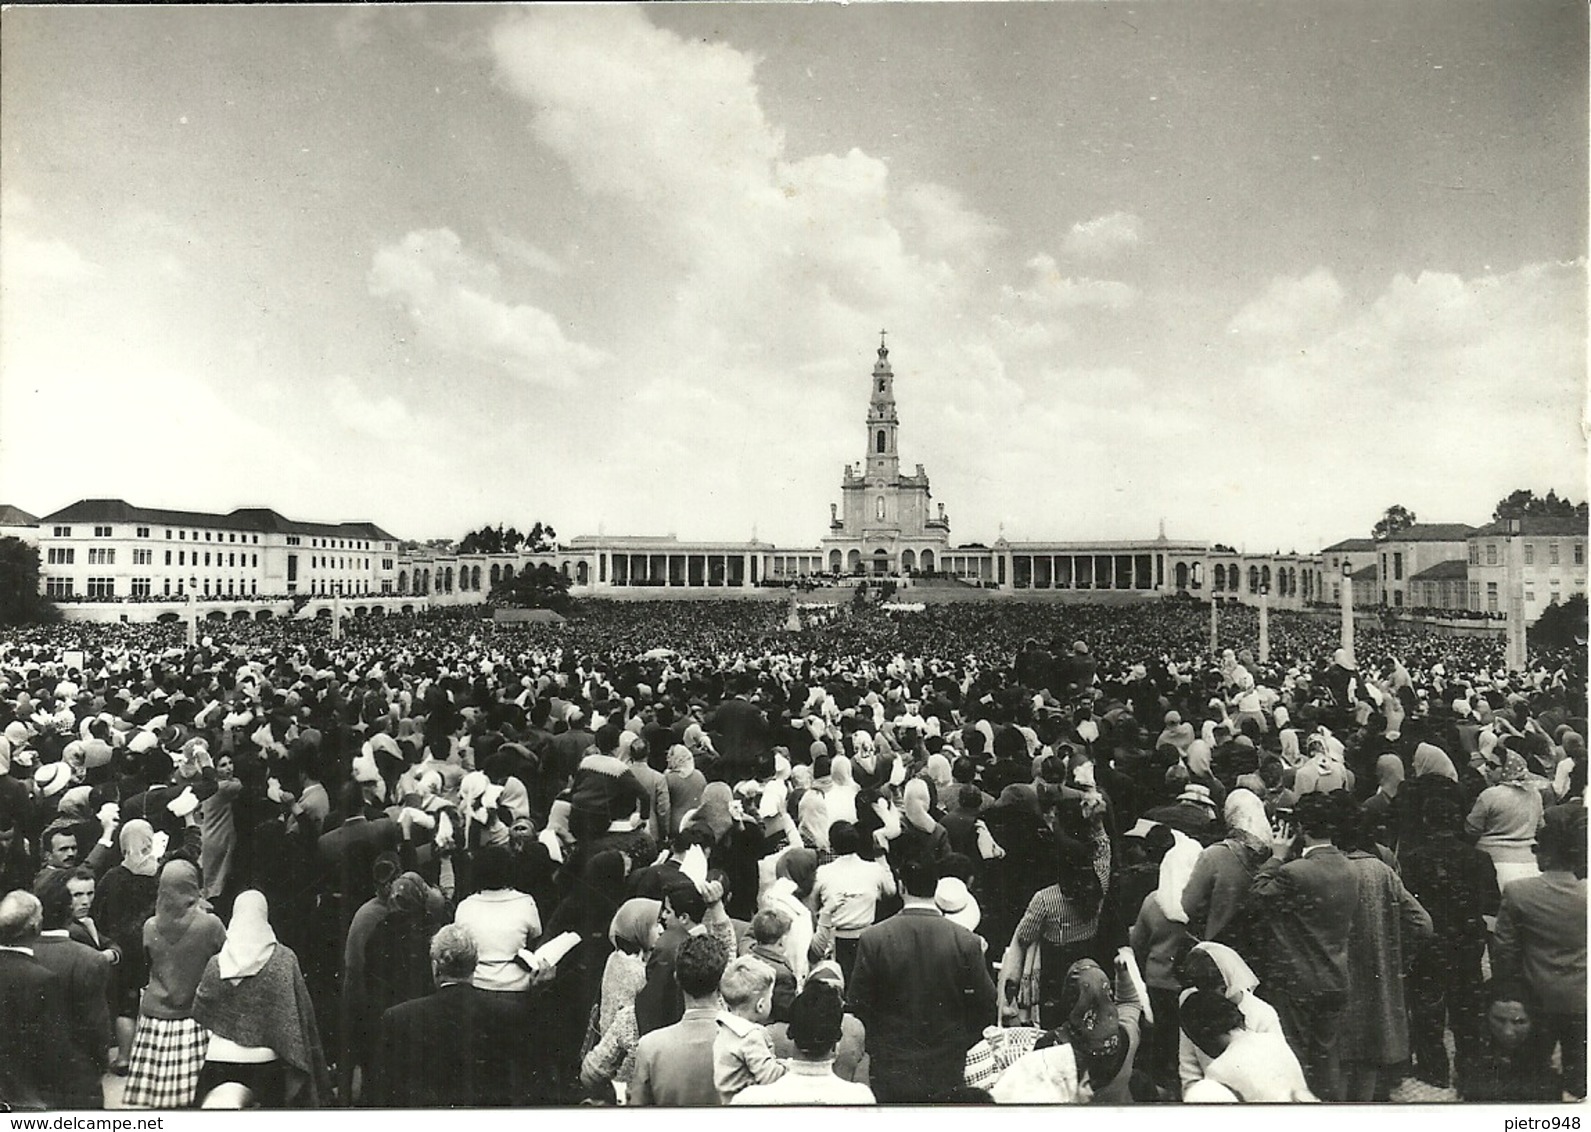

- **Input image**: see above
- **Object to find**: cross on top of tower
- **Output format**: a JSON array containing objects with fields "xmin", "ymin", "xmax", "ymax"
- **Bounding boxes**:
[{"xmin": 878, "ymin": 328, "xmax": 888, "ymax": 359}]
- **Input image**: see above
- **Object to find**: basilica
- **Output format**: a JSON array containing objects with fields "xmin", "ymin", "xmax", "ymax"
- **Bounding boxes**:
[{"xmin": 25, "ymin": 337, "xmax": 1337, "ymax": 623}]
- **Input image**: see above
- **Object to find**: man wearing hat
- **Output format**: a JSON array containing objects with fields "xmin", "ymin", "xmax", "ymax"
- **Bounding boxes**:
[{"xmin": 1143, "ymin": 777, "xmax": 1220, "ymax": 845}]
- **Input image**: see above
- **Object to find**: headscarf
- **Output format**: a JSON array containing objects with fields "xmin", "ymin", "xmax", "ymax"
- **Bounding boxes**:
[
  {"xmin": 826, "ymin": 756, "xmax": 859, "ymax": 824},
  {"xmin": 1059, "ymin": 959, "xmax": 1120, "ymax": 1055},
  {"xmin": 498, "ymin": 776, "xmax": 531, "ymax": 822},
  {"xmin": 218, "ymin": 890, "xmax": 277, "ymax": 980},
  {"xmin": 1222, "ymin": 788, "xmax": 1270, "ymax": 852},
  {"xmin": 152, "ymin": 858, "xmax": 203, "ymax": 941},
  {"xmin": 903, "ymin": 778, "xmax": 936, "ymax": 834},
  {"xmin": 607, "ymin": 898, "xmax": 662, "ymax": 955},
  {"xmin": 924, "ymin": 753, "xmax": 953, "ymax": 790},
  {"xmin": 690, "ymin": 782, "xmax": 735, "ymax": 841},
  {"xmin": 1376, "ymin": 754, "xmax": 1405, "ymax": 797},
  {"xmin": 387, "ymin": 872, "xmax": 433, "ymax": 920},
  {"xmin": 1277, "ymin": 729, "xmax": 1302, "ymax": 767},
  {"xmin": 1494, "ymin": 751, "xmax": 1532, "ymax": 788},
  {"xmin": 1185, "ymin": 740, "xmax": 1214, "ymax": 779},
  {"xmin": 798, "ymin": 789, "xmax": 831, "ymax": 851},
  {"xmin": 666, "ymin": 744, "xmax": 695, "ymax": 775},
  {"xmin": 119, "ymin": 818, "xmax": 159, "ymax": 877},
  {"xmin": 1189, "ymin": 941, "xmax": 1259, "ymax": 999},
  {"xmin": 1155, "ymin": 829, "xmax": 1202, "ymax": 924},
  {"xmin": 1414, "ymin": 743, "xmax": 1459, "ymax": 782},
  {"xmin": 774, "ymin": 847, "xmax": 819, "ymax": 900}
]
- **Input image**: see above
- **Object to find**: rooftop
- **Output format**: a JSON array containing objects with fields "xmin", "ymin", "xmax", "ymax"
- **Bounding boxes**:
[
  {"xmin": 1380, "ymin": 523, "xmax": 1479, "ymax": 543},
  {"xmin": 1472, "ymin": 516, "xmax": 1589, "ymax": 538},
  {"xmin": 1409, "ymin": 559, "xmax": 1469, "ymax": 581},
  {"xmin": 0, "ymin": 504, "xmax": 39, "ymax": 527},
  {"xmin": 1322, "ymin": 538, "xmax": 1378, "ymax": 553},
  {"xmin": 38, "ymin": 499, "xmax": 399, "ymax": 543}
]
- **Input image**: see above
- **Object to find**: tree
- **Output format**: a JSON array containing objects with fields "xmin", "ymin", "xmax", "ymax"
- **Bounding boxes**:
[
  {"xmin": 1530, "ymin": 593, "xmax": 1587, "ymax": 652},
  {"xmin": 1371, "ymin": 504, "xmax": 1418, "ymax": 541},
  {"xmin": 0, "ymin": 537, "xmax": 59, "ymax": 625},
  {"xmin": 458, "ymin": 521, "xmax": 556, "ymax": 554},
  {"xmin": 1492, "ymin": 489, "xmax": 1589, "ymax": 524},
  {"xmin": 490, "ymin": 562, "xmax": 572, "ymax": 613}
]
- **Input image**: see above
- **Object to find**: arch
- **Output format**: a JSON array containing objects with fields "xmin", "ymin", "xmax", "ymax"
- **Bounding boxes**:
[
  {"xmin": 1248, "ymin": 565, "xmax": 1260, "ymax": 593},
  {"xmin": 354, "ymin": 605, "xmax": 368, "ymax": 617},
  {"xmin": 1213, "ymin": 563, "xmax": 1226, "ymax": 592},
  {"xmin": 207, "ymin": 610, "xmax": 228, "ymax": 622},
  {"xmin": 401, "ymin": 604, "xmax": 415, "ymax": 615},
  {"xmin": 1174, "ymin": 561, "xmax": 1189, "ymax": 590},
  {"xmin": 471, "ymin": 565, "xmax": 482, "ymax": 591},
  {"xmin": 920, "ymin": 549, "xmax": 935, "ymax": 574},
  {"xmin": 255, "ymin": 609, "xmax": 273, "ymax": 621},
  {"xmin": 443, "ymin": 566, "xmax": 454, "ymax": 593},
  {"xmin": 490, "ymin": 564, "xmax": 501, "ymax": 586},
  {"xmin": 846, "ymin": 548, "xmax": 862, "ymax": 574},
  {"xmin": 829, "ymin": 549, "xmax": 842, "ymax": 573},
  {"xmin": 315, "ymin": 607, "xmax": 332, "ymax": 619},
  {"xmin": 398, "ymin": 570, "xmax": 408, "ymax": 594},
  {"xmin": 1191, "ymin": 561, "xmax": 1203, "ymax": 587},
  {"xmin": 876, "ymin": 429, "xmax": 886, "ymax": 454},
  {"xmin": 872, "ymin": 548, "xmax": 890, "ymax": 576},
  {"xmin": 876, "ymin": 496, "xmax": 886, "ymax": 521},
  {"xmin": 560, "ymin": 561, "xmax": 571, "ymax": 579},
  {"xmin": 231, "ymin": 609, "xmax": 250, "ymax": 621},
  {"xmin": 575, "ymin": 561, "xmax": 589, "ymax": 585},
  {"xmin": 900, "ymin": 548, "xmax": 916, "ymax": 574},
  {"xmin": 1261, "ymin": 565, "xmax": 1271, "ymax": 590},
  {"xmin": 156, "ymin": 612, "xmax": 181, "ymax": 624}
]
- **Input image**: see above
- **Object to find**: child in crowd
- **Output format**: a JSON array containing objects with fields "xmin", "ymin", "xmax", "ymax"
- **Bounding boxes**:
[
  {"xmin": 714, "ymin": 956, "xmax": 788, "ymax": 1103},
  {"xmin": 746, "ymin": 909, "xmax": 799, "ymax": 1024}
]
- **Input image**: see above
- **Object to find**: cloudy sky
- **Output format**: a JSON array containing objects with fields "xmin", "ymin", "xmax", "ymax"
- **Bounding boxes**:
[{"xmin": 2, "ymin": 2, "xmax": 1584, "ymax": 552}]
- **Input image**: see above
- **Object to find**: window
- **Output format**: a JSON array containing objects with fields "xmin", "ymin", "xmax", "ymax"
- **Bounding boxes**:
[
  {"xmin": 876, "ymin": 497, "xmax": 886, "ymax": 520},
  {"xmin": 180, "ymin": 530, "xmax": 186, "ymax": 540},
  {"xmin": 1549, "ymin": 542, "xmax": 1560, "ymax": 565},
  {"xmin": 1525, "ymin": 544, "xmax": 1535, "ymax": 565},
  {"xmin": 1486, "ymin": 543, "xmax": 1498, "ymax": 566},
  {"xmin": 136, "ymin": 526, "xmax": 150, "ymax": 538},
  {"xmin": 133, "ymin": 549, "xmax": 152, "ymax": 565},
  {"xmin": 53, "ymin": 526, "xmax": 71, "ymax": 537},
  {"xmin": 163, "ymin": 579, "xmax": 171, "ymax": 596},
  {"xmin": 178, "ymin": 551, "xmax": 186, "ymax": 566},
  {"xmin": 1468, "ymin": 543, "xmax": 1479, "ymax": 565},
  {"xmin": 46, "ymin": 548, "xmax": 74, "ymax": 564},
  {"xmin": 252, "ymin": 535, "xmax": 258, "ymax": 544},
  {"xmin": 164, "ymin": 550, "xmax": 171, "ymax": 566},
  {"xmin": 1525, "ymin": 587, "xmax": 1536, "ymax": 603},
  {"xmin": 228, "ymin": 553, "xmax": 235, "ymax": 567},
  {"xmin": 166, "ymin": 529, "xmax": 173, "ymax": 539},
  {"xmin": 1393, "ymin": 553, "xmax": 1403, "ymax": 581},
  {"xmin": 93, "ymin": 525, "xmax": 111, "ymax": 537},
  {"xmin": 1577, "ymin": 543, "xmax": 1586, "ymax": 566},
  {"xmin": 86, "ymin": 577, "xmax": 114, "ymax": 598},
  {"xmin": 131, "ymin": 577, "xmax": 151, "ymax": 597},
  {"xmin": 1486, "ymin": 582, "xmax": 1498, "ymax": 612},
  {"xmin": 87, "ymin": 548, "xmax": 114, "ymax": 565},
  {"xmin": 1551, "ymin": 588, "xmax": 1561, "ymax": 605},
  {"xmin": 203, "ymin": 579, "xmax": 210, "ymax": 595},
  {"xmin": 286, "ymin": 535, "xmax": 301, "ymax": 546},
  {"xmin": 204, "ymin": 552, "xmax": 211, "ymax": 567},
  {"xmin": 46, "ymin": 577, "xmax": 73, "ymax": 597},
  {"xmin": 252, "ymin": 554, "xmax": 258, "ymax": 567},
  {"xmin": 1470, "ymin": 582, "xmax": 1480, "ymax": 609},
  {"xmin": 1393, "ymin": 590, "xmax": 1403, "ymax": 607},
  {"xmin": 205, "ymin": 532, "xmax": 211, "ymax": 541},
  {"xmin": 383, "ymin": 558, "xmax": 393, "ymax": 570},
  {"xmin": 229, "ymin": 533, "xmax": 236, "ymax": 543},
  {"xmin": 876, "ymin": 430, "xmax": 886, "ymax": 454},
  {"xmin": 251, "ymin": 580, "xmax": 257, "ymax": 595}
]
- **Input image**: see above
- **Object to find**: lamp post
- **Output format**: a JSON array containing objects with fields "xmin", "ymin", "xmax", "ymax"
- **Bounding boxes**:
[
  {"xmin": 1505, "ymin": 519, "xmax": 1526, "ymax": 672},
  {"xmin": 332, "ymin": 593, "xmax": 342, "ymax": 642},
  {"xmin": 1210, "ymin": 594, "xmax": 1219, "ymax": 659},
  {"xmin": 185, "ymin": 591, "xmax": 197, "ymax": 648},
  {"xmin": 1258, "ymin": 582, "xmax": 1270, "ymax": 664},
  {"xmin": 1340, "ymin": 559, "xmax": 1354, "ymax": 659}
]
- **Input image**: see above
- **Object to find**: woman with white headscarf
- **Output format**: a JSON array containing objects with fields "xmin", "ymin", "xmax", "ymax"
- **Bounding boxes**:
[
  {"xmin": 1175, "ymin": 941, "xmax": 1283, "ymax": 1096},
  {"xmin": 825, "ymin": 755, "xmax": 859, "ymax": 825},
  {"xmin": 1130, "ymin": 829, "xmax": 1201, "ymax": 1090},
  {"xmin": 1466, "ymin": 751, "xmax": 1546, "ymax": 889},
  {"xmin": 93, "ymin": 818, "xmax": 163, "ymax": 1074},
  {"xmin": 191, "ymin": 891, "xmax": 329, "ymax": 1107},
  {"xmin": 1181, "ymin": 789, "xmax": 1272, "ymax": 949},
  {"xmin": 1293, "ymin": 733, "xmax": 1353, "ymax": 794}
]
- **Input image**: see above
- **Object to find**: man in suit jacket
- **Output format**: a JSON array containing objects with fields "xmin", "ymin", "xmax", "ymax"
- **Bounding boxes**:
[
  {"xmin": 705, "ymin": 687, "xmax": 769, "ymax": 783},
  {"xmin": 30, "ymin": 871, "xmax": 112, "ymax": 1108},
  {"xmin": 365, "ymin": 923, "xmax": 546, "ymax": 1107},
  {"xmin": 1246, "ymin": 790, "xmax": 1360, "ymax": 1101},
  {"xmin": 630, "ymin": 932, "xmax": 729, "ymax": 1106},
  {"xmin": 0, "ymin": 890, "xmax": 85, "ymax": 1111},
  {"xmin": 847, "ymin": 857, "xmax": 996, "ymax": 1103}
]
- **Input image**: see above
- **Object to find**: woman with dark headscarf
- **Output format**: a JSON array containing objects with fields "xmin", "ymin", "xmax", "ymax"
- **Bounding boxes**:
[
  {"xmin": 763, "ymin": 848, "xmax": 819, "ymax": 982},
  {"xmin": 122, "ymin": 859, "xmax": 228, "ymax": 1109},
  {"xmin": 688, "ymin": 782, "xmax": 766, "ymax": 921},
  {"xmin": 93, "ymin": 818, "xmax": 163, "ymax": 1074},
  {"xmin": 979, "ymin": 783, "xmax": 1056, "ymax": 956},
  {"xmin": 1000, "ymin": 803, "xmax": 1112, "ymax": 1028},
  {"xmin": 544, "ymin": 849, "xmax": 629, "ymax": 1091},
  {"xmin": 360, "ymin": 872, "xmax": 446, "ymax": 1060},
  {"xmin": 191, "ymin": 891, "xmax": 330, "ymax": 1107},
  {"xmin": 1180, "ymin": 788, "xmax": 1272, "ymax": 950},
  {"xmin": 1038, "ymin": 956, "xmax": 1147, "ymax": 1104}
]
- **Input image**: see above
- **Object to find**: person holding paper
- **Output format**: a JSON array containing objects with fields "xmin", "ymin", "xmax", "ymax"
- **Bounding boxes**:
[{"xmin": 454, "ymin": 844, "xmax": 542, "ymax": 997}]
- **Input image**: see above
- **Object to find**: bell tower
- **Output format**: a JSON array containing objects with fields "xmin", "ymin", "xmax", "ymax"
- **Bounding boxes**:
[{"xmin": 865, "ymin": 331, "xmax": 900, "ymax": 480}]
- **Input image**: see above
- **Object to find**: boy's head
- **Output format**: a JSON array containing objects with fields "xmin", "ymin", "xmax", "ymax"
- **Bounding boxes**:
[
  {"xmin": 674, "ymin": 933, "xmax": 729, "ymax": 1002},
  {"xmin": 828, "ymin": 820, "xmax": 862, "ymax": 857},
  {"xmin": 1481, "ymin": 979, "xmax": 1538, "ymax": 1053},
  {"xmin": 1178, "ymin": 989, "xmax": 1246, "ymax": 1059},
  {"xmin": 719, "ymin": 955, "xmax": 776, "ymax": 1022},
  {"xmin": 749, "ymin": 907, "xmax": 792, "ymax": 947},
  {"xmin": 786, "ymin": 978, "xmax": 845, "ymax": 1058}
]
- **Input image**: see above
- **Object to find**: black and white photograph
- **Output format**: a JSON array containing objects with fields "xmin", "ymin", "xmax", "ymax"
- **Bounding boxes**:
[{"xmin": 0, "ymin": 0, "xmax": 1585, "ymax": 1114}]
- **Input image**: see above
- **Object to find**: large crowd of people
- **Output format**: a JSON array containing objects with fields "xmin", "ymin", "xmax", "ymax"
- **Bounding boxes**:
[{"xmin": 0, "ymin": 596, "xmax": 1584, "ymax": 1109}]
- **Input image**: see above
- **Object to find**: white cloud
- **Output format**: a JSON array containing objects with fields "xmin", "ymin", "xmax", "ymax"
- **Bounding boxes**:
[
  {"xmin": 1003, "ymin": 254, "xmax": 1139, "ymax": 312},
  {"xmin": 368, "ymin": 227, "xmax": 606, "ymax": 389},
  {"xmin": 1062, "ymin": 211, "xmax": 1143, "ymax": 260},
  {"xmin": 1227, "ymin": 267, "xmax": 1345, "ymax": 339},
  {"xmin": 325, "ymin": 374, "xmax": 418, "ymax": 441},
  {"xmin": 0, "ymin": 231, "xmax": 101, "ymax": 289},
  {"xmin": 490, "ymin": 233, "xmax": 566, "ymax": 276}
]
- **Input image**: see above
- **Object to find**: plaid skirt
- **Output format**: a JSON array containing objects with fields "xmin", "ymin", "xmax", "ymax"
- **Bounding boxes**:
[{"xmin": 122, "ymin": 1016, "xmax": 211, "ymax": 1109}]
